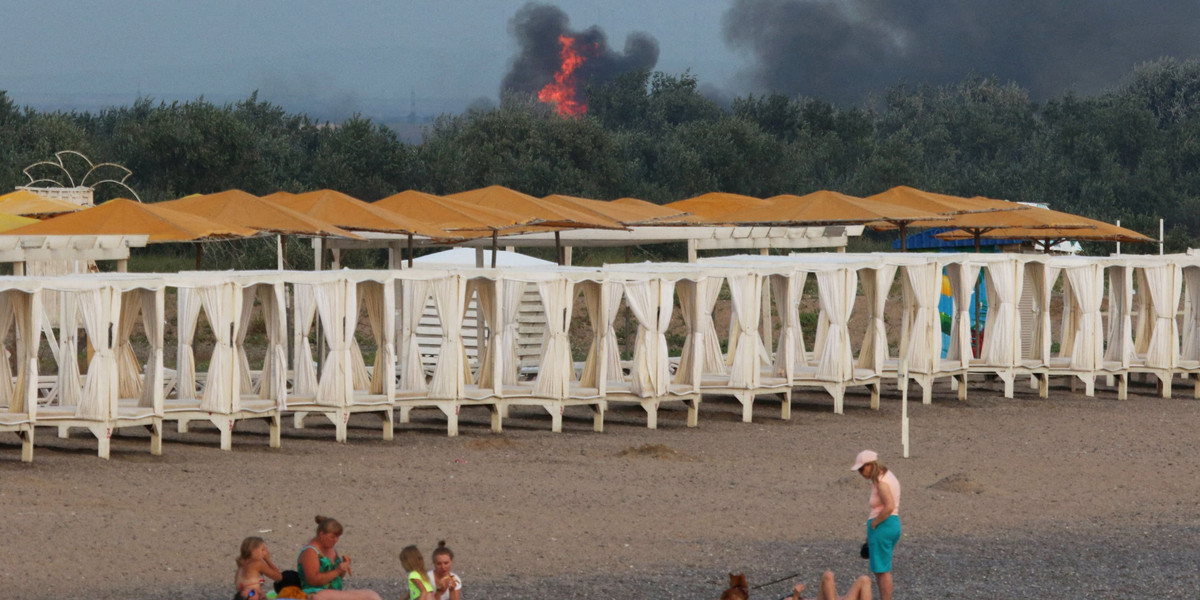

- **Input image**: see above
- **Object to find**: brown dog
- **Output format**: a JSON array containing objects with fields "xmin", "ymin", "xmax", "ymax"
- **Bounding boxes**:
[{"xmin": 719, "ymin": 572, "xmax": 749, "ymax": 600}]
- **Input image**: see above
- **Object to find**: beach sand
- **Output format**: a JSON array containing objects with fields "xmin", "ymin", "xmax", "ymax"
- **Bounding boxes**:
[{"xmin": 2, "ymin": 379, "xmax": 1199, "ymax": 599}]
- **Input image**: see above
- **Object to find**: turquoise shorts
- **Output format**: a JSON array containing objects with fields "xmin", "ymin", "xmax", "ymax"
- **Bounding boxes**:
[{"xmin": 866, "ymin": 515, "xmax": 901, "ymax": 574}]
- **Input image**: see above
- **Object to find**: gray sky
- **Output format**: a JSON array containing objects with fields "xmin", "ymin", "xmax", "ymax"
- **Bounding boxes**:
[{"xmin": 0, "ymin": 1, "xmax": 737, "ymax": 120}]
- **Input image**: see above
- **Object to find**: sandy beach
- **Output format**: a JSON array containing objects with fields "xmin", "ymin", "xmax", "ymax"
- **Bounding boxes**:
[{"xmin": 3, "ymin": 378, "xmax": 1199, "ymax": 599}]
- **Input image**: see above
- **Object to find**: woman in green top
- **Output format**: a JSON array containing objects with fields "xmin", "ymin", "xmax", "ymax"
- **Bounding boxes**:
[
  {"xmin": 399, "ymin": 545, "xmax": 434, "ymax": 600},
  {"xmin": 297, "ymin": 516, "xmax": 382, "ymax": 600}
]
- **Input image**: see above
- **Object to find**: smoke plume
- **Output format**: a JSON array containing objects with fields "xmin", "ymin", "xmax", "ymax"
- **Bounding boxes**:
[
  {"xmin": 502, "ymin": 3, "xmax": 659, "ymax": 103},
  {"xmin": 723, "ymin": 0, "xmax": 1200, "ymax": 103}
]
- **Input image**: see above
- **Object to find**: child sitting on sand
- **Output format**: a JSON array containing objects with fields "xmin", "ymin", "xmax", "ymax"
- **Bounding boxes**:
[
  {"xmin": 399, "ymin": 545, "xmax": 435, "ymax": 600},
  {"xmin": 235, "ymin": 536, "xmax": 283, "ymax": 599},
  {"xmin": 791, "ymin": 570, "xmax": 871, "ymax": 600}
]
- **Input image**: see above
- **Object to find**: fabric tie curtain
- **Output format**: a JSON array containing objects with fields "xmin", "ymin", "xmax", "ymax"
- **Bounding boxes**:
[
  {"xmin": 115, "ymin": 290, "xmax": 145, "ymax": 399},
  {"xmin": 902, "ymin": 262, "xmax": 941, "ymax": 375},
  {"xmin": 429, "ymin": 275, "xmax": 467, "ymax": 400},
  {"xmin": 77, "ymin": 287, "xmax": 116, "ymax": 420},
  {"xmin": 533, "ymin": 277, "xmax": 575, "ymax": 398},
  {"xmin": 470, "ymin": 278, "xmax": 497, "ymax": 389},
  {"xmin": 982, "ymin": 259, "xmax": 1020, "ymax": 367},
  {"xmin": 674, "ymin": 277, "xmax": 725, "ymax": 385},
  {"xmin": 314, "ymin": 280, "xmax": 349, "ymax": 407},
  {"xmin": 944, "ymin": 263, "xmax": 980, "ymax": 370},
  {"xmin": 625, "ymin": 279, "xmax": 674, "ymax": 397},
  {"xmin": 235, "ymin": 286, "xmax": 258, "ymax": 395},
  {"xmin": 9, "ymin": 291, "xmax": 35, "ymax": 415},
  {"xmin": 727, "ymin": 273, "xmax": 762, "ymax": 389},
  {"xmin": 580, "ymin": 280, "xmax": 624, "ymax": 389},
  {"xmin": 56, "ymin": 292, "xmax": 83, "ymax": 410},
  {"xmin": 1144, "ymin": 264, "xmax": 1182, "ymax": 371},
  {"xmin": 1104, "ymin": 266, "xmax": 1136, "ymax": 367},
  {"xmin": 361, "ymin": 281, "xmax": 394, "ymax": 395},
  {"xmin": 857, "ymin": 266, "xmax": 896, "ymax": 374},
  {"xmin": 1133, "ymin": 269, "xmax": 1153, "ymax": 356},
  {"xmin": 1181, "ymin": 267, "xmax": 1200, "ymax": 363},
  {"xmin": 815, "ymin": 269, "xmax": 856, "ymax": 382},
  {"xmin": 1064, "ymin": 265, "xmax": 1104, "ymax": 370},
  {"xmin": 199, "ymin": 284, "xmax": 239, "ymax": 413},
  {"xmin": 1058, "ymin": 275, "xmax": 1078, "ymax": 359},
  {"xmin": 770, "ymin": 271, "xmax": 806, "ymax": 378},
  {"xmin": 257, "ymin": 284, "xmax": 288, "ymax": 405},
  {"xmin": 176, "ymin": 288, "xmax": 203, "ymax": 401},
  {"xmin": 136, "ymin": 289, "xmax": 164, "ymax": 409},
  {"xmin": 0, "ymin": 294, "xmax": 16, "ymax": 407},
  {"xmin": 347, "ymin": 284, "xmax": 371, "ymax": 392},
  {"xmin": 292, "ymin": 283, "xmax": 319, "ymax": 398},
  {"xmin": 398, "ymin": 278, "xmax": 431, "ymax": 394}
]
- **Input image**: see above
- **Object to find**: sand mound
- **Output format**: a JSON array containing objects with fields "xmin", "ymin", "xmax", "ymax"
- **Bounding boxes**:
[
  {"xmin": 617, "ymin": 443, "xmax": 688, "ymax": 460},
  {"xmin": 465, "ymin": 437, "xmax": 524, "ymax": 450},
  {"xmin": 928, "ymin": 473, "xmax": 989, "ymax": 494}
]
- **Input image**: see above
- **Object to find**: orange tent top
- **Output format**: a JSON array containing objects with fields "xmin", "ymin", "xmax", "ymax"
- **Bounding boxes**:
[
  {"xmin": 723, "ymin": 190, "xmax": 946, "ymax": 226},
  {"xmin": 866, "ymin": 186, "xmax": 1026, "ymax": 218},
  {"xmin": 0, "ymin": 213, "xmax": 38, "ymax": 232},
  {"xmin": 268, "ymin": 189, "xmax": 449, "ymax": 237},
  {"xmin": 0, "ymin": 189, "xmax": 84, "ymax": 217},
  {"xmin": 663, "ymin": 192, "xmax": 771, "ymax": 221},
  {"xmin": 374, "ymin": 190, "xmax": 528, "ymax": 235},
  {"xmin": 3, "ymin": 198, "xmax": 257, "ymax": 242},
  {"xmin": 542, "ymin": 194, "xmax": 699, "ymax": 225},
  {"xmin": 158, "ymin": 189, "xmax": 361, "ymax": 238},
  {"xmin": 610, "ymin": 197, "xmax": 699, "ymax": 223},
  {"xmin": 447, "ymin": 186, "xmax": 625, "ymax": 230},
  {"xmin": 261, "ymin": 191, "xmax": 295, "ymax": 202}
]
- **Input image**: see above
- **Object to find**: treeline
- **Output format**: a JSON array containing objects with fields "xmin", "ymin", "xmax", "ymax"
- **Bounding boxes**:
[{"xmin": 4, "ymin": 58, "xmax": 1200, "ymax": 252}]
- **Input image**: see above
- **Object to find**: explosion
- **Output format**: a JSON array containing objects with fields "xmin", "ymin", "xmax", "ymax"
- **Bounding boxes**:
[{"xmin": 537, "ymin": 34, "xmax": 588, "ymax": 116}]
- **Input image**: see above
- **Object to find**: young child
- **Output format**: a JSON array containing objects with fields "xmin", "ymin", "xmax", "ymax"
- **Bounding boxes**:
[
  {"xmin": 235, "ymin": 537, "xmax": 283, "ymax": 600},
  {"xmin": 427, "ymin": 541, "xmax": 461, "ymax": 600},
  {"xmin": 399, "ymin": 545, "xmax": 434, "ymax": 600}
]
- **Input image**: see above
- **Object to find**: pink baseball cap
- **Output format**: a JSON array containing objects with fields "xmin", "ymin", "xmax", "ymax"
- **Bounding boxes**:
[{"xmin": 851, "ymin": 449, "xmax": 878, "ymax": 471}]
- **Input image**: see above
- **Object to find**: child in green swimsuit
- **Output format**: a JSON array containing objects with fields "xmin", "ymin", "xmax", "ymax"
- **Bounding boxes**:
[{"xmin": 399, "ymin": 545, "xmax": 434, "ymax": 600}]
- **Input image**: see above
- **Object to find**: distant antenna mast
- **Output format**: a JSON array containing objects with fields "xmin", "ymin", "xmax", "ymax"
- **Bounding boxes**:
[
  {"xmin": 407, "ymin": 90, "xmax": 417, "ymax": 124},
  {"xmin": 19, "ymin": 150, "xmax": 142, "ymax": 205}
]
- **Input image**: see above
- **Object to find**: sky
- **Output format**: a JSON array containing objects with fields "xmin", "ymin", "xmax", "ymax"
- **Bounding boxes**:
[{"xmin": 0, "ymin": 1, "xmax": 737, "ymax": 121}]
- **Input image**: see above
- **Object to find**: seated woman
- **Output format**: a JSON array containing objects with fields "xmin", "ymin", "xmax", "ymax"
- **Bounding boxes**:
[
  {"xmin": 297, "ymin": 515, "xmax": 382, "ymax": 600},
  {"xmin": 427, "ymin": 541, "xmax": 461, "ymax": 600},
  {"xmin": 792, "ymin": 571, "xmax": 872, "ymax": 600}
]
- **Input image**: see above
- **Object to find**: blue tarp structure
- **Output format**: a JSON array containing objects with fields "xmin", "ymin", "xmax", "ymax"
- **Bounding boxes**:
[{"xmin": 892, "ymin": 227, "xmax": 1019, "ymax": 251}]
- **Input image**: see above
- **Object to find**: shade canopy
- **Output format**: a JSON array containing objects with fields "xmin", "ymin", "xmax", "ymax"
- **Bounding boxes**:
[
  {"xmin": 866, "ymin": 186, "xmax": 1026, "ymax": 219},
  {"xmin": 447, "ymin": 185, "xmax": 625, "ymax": 230},
  {"xmin": 937, "ymin": 219, "xmax": 1153, "ymax": 245},
  {"xmin": 3, "ymin": 198, "xmax": 257, "ymax": 242},
  {"xmin": 542, "ymin": 194, "xmax": 699, "ymax": 226},
  {"xmin": 158, "ymin": 189, "xmax": 361, "ymax": 238},
  {"xmin": 724, "ymin": 190, "xmax": 946, "ymax": 226},
  {"xmin": 0, "ymin": 189, "xmax": 84, "ymax": 217},
  {"xmin": 664, "ymin": 192, "xmax": 771, "ymax": 221},
  {"xmin": 374, "ymin": 190, "xmax": 529, "ymax": 235},
  {"xmin": 0, "ymin": 213, "xmax": 39, "ymax": 232},
  {"xmin": 268, "ymin": 188, "xmax": 449, "ymax": 237}
]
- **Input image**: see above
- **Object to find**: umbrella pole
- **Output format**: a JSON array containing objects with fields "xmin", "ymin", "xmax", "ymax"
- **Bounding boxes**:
[
  {"xmin": 408, "ymin": 233, "xmax": 414, "ymax": 268},
  {"xmin": 491, "ymin": 230, "xmax": 499, "ymax": 268},
  {"xmin": 899, "ymin": 223, "xmax": 909, "ymax": 252},
  {"xmin": 277, "ymin": 234, "xmax": 285, "ymax": 270},
  {"xmin": 555, "ymin": 231, "xmax": 563, "ymax": 266},
  {"xmin": 195, "ymin": 243, "xmax": 202, "ymax": 270}
]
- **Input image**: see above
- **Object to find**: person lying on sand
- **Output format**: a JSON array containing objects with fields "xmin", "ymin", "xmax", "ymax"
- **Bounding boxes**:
[{"xmin": 791, "ymin": 570, "xmax": 872, "ymax": 600}]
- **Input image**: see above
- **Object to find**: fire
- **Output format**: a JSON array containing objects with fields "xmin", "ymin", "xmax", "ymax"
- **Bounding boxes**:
[{"xmin": 538, "ymin": 34, "xmax": 588, "ymax": 116}]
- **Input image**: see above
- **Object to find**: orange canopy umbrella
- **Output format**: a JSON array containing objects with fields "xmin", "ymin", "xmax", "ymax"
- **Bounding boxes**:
[
  {"xmin": 937, "ymin": 214, "xmax": 1153, "ymax": 251},
  {"xmin": 609, "ymin": 197, "xmax": 700, "ymax": 223},
  {"xmin": 158, "ymin": 189, "xmax": 360, "ymax": 238},
  {"xmin": 543, "ymin": 194, "xmax": 700, "ymax": 225},
  {"xmin": 663, "ymin": 192, "xmax": 771, "ymax": 221},
  {"xmin": 0, "ymin": 189, "xmax": 84, "ymax": 218},
  {"xmin": 0, "ymin": 213, "xmax": 38, "ymax": 232},
  {"xmin": 268, "ymin": 189, "xmax": 448, "ymax": 238},
  {"xmin": 864, "ymin": 186, "xmax": 1029, "ymax": 251},
  {"xmin": 448, "ymin": 186, "xmax": 626, "ymax": 265},
  {"xmin": 723, "ymin": 190, "xmax": 947, "ymax": 227},
  {"xmin": 4, "ymin": 198, "xmax": 257, "ymax": 243},
  {"xmin": 933, "ymin": 202, "xmax": 1108, "ymax": 251},
  {"xmin": 375, "ymin": 190, "xmax": 532, "ymax": 267}
]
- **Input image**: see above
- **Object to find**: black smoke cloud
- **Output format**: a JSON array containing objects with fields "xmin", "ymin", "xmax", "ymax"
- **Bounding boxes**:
[
  {"xmin": 723, "ymin": 0, "xmax": 1200, "ymax": 103},
  {"xmin": 502, "ymin": 3, "xmax": 659, "ymax": 97}
]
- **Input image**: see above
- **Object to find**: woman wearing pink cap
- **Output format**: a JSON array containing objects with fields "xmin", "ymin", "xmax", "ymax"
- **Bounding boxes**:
[{"xmin": 853, "ymin": 449, "xmax": 900, "ymax": 600}]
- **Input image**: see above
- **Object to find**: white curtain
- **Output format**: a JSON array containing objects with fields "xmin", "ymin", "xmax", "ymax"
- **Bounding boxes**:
[
  {"xmin": 56, "ymin": 292, "xmax": 82, "ymax": 410},
  {"xmin": 77, "ymin": 287, "xmax": 115, "ymax": 420},
  {"xmin": 471, "ymin": 278, "xmax": 499, "ymax": 389},
  {"xmin": 292, "ymin": 283, "xmax": 320, "ymax": 398},
  {"xmin": 1144, "ymin": 264, "xmax": 1182, "ymax": 371},
  {"xmin": 674, "ymin": 277, "xmax": 724, "ymax": 385},
  {"xmin": 116, "ymin": 290, "xmax": 145, "ymax": 399},
  {"xmin": 361, "ymin": 281, "xmax": 393, "ymax": 395},
  {"xmin": 0, "ymin": 294, "xmax": 16, "ymax": 406},
  {"xmin": 1058, "ymin": 275, "xmax": 1078, "ymax": 359},
  {"xmin": 533, "ymin": 277, "xmax": 575, "ymax": 398},
  {"xmin": 625, "ymin": 279, "xmax": 674, "ymax": 397},
  {"xmin": 857, "ymin": 266, "xmax": 896, "ymax": 373},
  {"xmin": 398, "ymin": 278, "xmax": 431, "ymax": 393},
  {"xmin": 1105, "ymin": 266, "xmax": 1136, "ymax": 366},
  {"xmin": 1025, "ymin": 262, "xmax": 1049, "ymax": 364},
  {"xmin": 347, "ymin": 284, "xmax": 371, "ymax": 392},
  {"xmin": 175, "ymin": 288, "xmax": 203, "ymax": 400},
  {"xmin": 945, "ymin": 263, "xmax": 980, "ymax": 369},
  {"xmin": 1065, "ymin": 265, "xmax": 1104, "ymax": 370},
  {"xmin": 199, "ymin": 284, "xmax": 239, "ymax": 413},
  {"xmin": 10, "ymin": 291, "xmax": 36, "ymax": 415},
  {"xmin": 314, "ymin": 280, "xmax": 349, "ymax": 407},
  {"xmin": 982, "ymin": 260, "xmax": 1020, "ymax": 367},
  {"xmin": 1182, "ymin": 267, "xmax": 1200, "ymax": 362},
  {"xmin": 497, "ymin": 279, "xmax": 526, "ymax": 386},
  {"xmin": 257, "ymin": 284, "xmax": 288, "ymax": 405},
  {"xmin": 815, "ymin": 269, "xmax": 856, "ymax": 382},
  {"xmin": 236, "ymin": 286, "xmax": 258, "ymax": 394},
  {"xmin": 902, "ymin": 262, "xmax": 942, "ymax": 375},
  {"xmin": 429, "ymin": 275, "xmax": 466, "ymax": 399},
  {"xmin": 1134, "ymin": 269, "xmax": 1153, "ymax": 356},
  {"xmin": 580, "ymin": 280, "xmax": 624, "ymax": 388},
  {"xmin": 137, "ymin": 289, "xmax": 164, "ymax": 409},
  {"xmin": 771, "ymin": 271, "xmax": 806, "ymax": 377},
  {"xmin": 727, "ymin": 273, "xmax": 762, "ymax": 388}
]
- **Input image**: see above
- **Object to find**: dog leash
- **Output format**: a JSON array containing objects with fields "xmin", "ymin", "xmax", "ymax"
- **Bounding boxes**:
[{"xmin": 750, "ymin": 572, "xmax": 800, "ymax": 590}]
